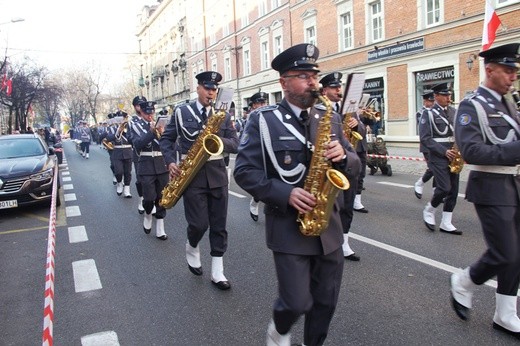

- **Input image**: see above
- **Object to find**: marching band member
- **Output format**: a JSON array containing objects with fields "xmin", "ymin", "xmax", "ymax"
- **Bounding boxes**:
[
  {"xmin": 320, "ymin": 71, "xmax": 362, "ymax": 261},
  {"xmin": 106, "ymin": 110, "xmax": 133, "ymax": 198},
  {"xmin": 451, "ymin": 43, "xmax": 520, "ymax": 339},
  {"xmin": 234, "ymin": 44, "xmax": 359, "ymax": 346},
  {"xmin": 78, "ymin": 121, "xmax": 91, "ymax": 159},
  {"xmin": 414, "ymin": 90, "xmax": 435, "ymax": 199},
  {"xmin": 247, "ymin": 91, "xmax": 268, "ymax": 222},
  {"xmin": 419, "ymin": 83, "xmax": 461, "ymax": 234},
  {"xmin": 131, "ymin": 101, "xmax": 168, "ymax": 240},
  {"xmin": 159, "ymin": 71, "xmax": 239, "ymax": 290},
  {"xmin": 130, "ymin": 95, "xmax": 148, "ymax": 214}
]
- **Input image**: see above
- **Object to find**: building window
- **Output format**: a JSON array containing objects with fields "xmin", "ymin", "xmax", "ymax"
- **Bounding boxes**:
[
  {"xmin": 426, "ymin": 0, "xmax": 441, "ymax": 26},
  {"xmin": 259, "ymin": 0, "xmax": 267, "ymax": 17},
  {"xmin": 306, "ymin": 26, "xmax": 316, "ymax": 45},
  {"xmin": 224, "ymin": 57, "xmax": 231, "ymax": 81},
  {"xmin": 261, "ymin": 40, "xmax": 270, "ymax": 70},
  {"xmin": 272, "ymin": 0, "xmax": 280, "ymax": 9},
  {"xmin": 369, "ymin": 1, "xmax": 383, "ymax": 42},
  {"xmin": 340, "ymin": 11, "xmax": 353, "ymax": 50},
  {"xmin": 243, "ymin": 49, "xmax": 251, "ymax": 76}
]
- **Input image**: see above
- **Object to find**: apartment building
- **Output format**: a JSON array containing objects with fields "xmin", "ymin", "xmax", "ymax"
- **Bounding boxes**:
[{"xmin": 134, "ymin": 0, "xmax": 520, "ymax": 143}]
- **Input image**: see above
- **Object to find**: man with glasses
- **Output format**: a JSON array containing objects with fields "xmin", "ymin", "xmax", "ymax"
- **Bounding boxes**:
[
  {"xmin": 160, "ymin": 71, "xmax": 239, "ymax": 290},
  {"xmin": 234, "ymin": 44, "xmax": 358, "ymax": 346},
  {"xmin": 419, "ymin": 83, "xmax": 460, "ymax": 234}
]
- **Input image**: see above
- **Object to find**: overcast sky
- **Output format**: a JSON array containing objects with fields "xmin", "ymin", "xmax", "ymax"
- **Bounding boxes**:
[{"xmin": 0, "ymin": 0, "xmax": 155, "ymax": 89}]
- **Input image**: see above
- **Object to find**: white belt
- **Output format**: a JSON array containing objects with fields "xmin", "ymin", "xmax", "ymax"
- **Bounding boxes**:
[
  {"xmin": 181, "ymin": 154, "xmax": 223, "ymax": 161},
  {"xmin": 114, "ymin": 145, "xmax": 132, "ymax": 148},
  {"xmin": 467, "ymin": 164, "xmax": 520, "ymax": 175},
  {"xmin": 140, "ymin": 151, "xmax": 163, "ymax": 157},
  {"xmin": 433, "ymin": 137, "xmax": 454, "ymax": 143}
]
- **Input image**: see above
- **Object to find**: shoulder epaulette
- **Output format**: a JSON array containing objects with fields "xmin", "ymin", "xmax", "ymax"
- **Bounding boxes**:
[{"xmin": 314, "ymin": 103, "xmax": 327, "ymax": 111}]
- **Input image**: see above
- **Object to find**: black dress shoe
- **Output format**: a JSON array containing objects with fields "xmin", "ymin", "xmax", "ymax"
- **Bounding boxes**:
[
  {"xmin": 211, "ymin": 280, "xmax": 231, "ymax": 290},
  {"xmin": 493, "ymin": 322, "xmax": 520, "ymax": 339},
  {"xmin": 354, "ymin": 207, "xmax": 368, "ymax": 213},
  {"xmin": 156, "ymin": 235, "xmax": 168, "ymax": 240},
  {"xmin": 440, "ymin": 228, "xmax": 463, "ymax": 235},
  {"xmin": 143, "ymin": 227, "xmax": 151, "ymax": 234},
  {"xmin": 424, "ymin": 222, "xmax": 435, "ymax": 232},
  {"xmin": 138, "ymin": 209, "xmax": 145, "ymax": 215},
  {"xmin": 345, "ymin": 253, "xmax": 360, "ymax": 261},
  {"xmin": 414, "ymin": 191, "xmax": 422, "ymax": 199},
  {"xmin": 250, "ymin": 212, "xmax": 259, "ymax": 221},
  {"xmin": 188, "ymin": 265, "xmax": 203, "ymax": 276}
]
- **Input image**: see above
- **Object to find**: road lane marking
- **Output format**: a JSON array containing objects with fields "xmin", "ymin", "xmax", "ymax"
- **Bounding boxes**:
[
  {"xmin": 65, "ymin": 206, "xmax": 81, "ymax": 217},
  {"xmin": 0, "ymin": 226, "xmax": 48, "ymax": 235},
  {"xmin": 63, "ymin": 184, "xmax": 74, "ymax": 190},
  {"xmin": 376, "ymin": 181, "xmax": 465, "ymax": 198},
  {"xmin": 64, "ymin": 193, "xmax": 77, "ymax": 202},
  {"xmin": 21, "ymin": 212, "xmax": 49, "ymax": 223},
  {"xmin": 62, "ymin": 171, "xmax": 70, "ymax": 176},
  {"xmin": 68, "ymin": 225, "xmax": 88, "ymax": 243},
  {"xmin": 350, "ymin": 232, "xmax": 499, "ymax": 291},
  {"xmin": 62, "ymin": 176, "xmax": 72, "ymax": 182},
  {"xmin": 72, "ymin": 259, "xmax": 102, "ymax": 292},
  {"xmin": 81, "ymin": 331, "xmax": 120, "ymax": 346},
  {"xmin": 229, "ymin": 190, "xmax": 247, "ymax": 198}
]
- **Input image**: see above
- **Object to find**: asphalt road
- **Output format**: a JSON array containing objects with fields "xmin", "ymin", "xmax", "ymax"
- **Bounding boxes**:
[{"xmin": 0, "ymin": 140, "xmax": 518, "ymax": 345}]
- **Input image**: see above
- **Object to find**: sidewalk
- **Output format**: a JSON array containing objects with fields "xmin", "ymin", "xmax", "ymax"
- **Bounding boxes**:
[{"xmin": 383, "ymin": 145, "xmax": 469, "ymax": 182}]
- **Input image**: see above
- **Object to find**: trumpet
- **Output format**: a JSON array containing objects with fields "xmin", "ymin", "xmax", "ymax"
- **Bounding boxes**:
[
  {"xmin": 361, "ymin": 98, "xmax": 380, "ymax": 120},
  {"xmin": 115, "ymin": 120, "xmax": 128, "ymax": 139}
]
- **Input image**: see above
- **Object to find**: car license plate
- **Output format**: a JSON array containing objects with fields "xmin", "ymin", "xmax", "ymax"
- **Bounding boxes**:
[{"xmin": 0, "ymin": 200, "xmax": 18, "ymax": 209}]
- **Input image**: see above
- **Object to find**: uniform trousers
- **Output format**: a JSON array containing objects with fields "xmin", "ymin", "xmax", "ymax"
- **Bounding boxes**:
[
  {"xmin": 272, "ymin": 248, "xmax": 344, "ymax": 346},
  {"xmin": 80, "ymin": 141, "xmax": 90, "ymax": 154},
  {"xmin": 427, "ymin": 161, "xmax": 459, "ymax": 211},
  {"xmin": 113, "ymin": 157, "xmax": 132, "ymax": 185},
  {"xmin": 133, "ymin": 153, "xmax": 143, "ymax": 197},
  {"xmin": 356, "ymin": 151, "xmax": 367, "ymax": 194},
  {"xmin": 107, "ymin": 150, "xmax": 115, "ymax": 175},
  {"xmin": 421, "ymin": 152, "xmax": 434, "ymax": 183},
  {"xmin": 139, "ymin": 173, "xmax": 168, "ymax": 219},
  {"xmin": 183, "ymin": 185, "xmax": 228, "ymax": 257},
  {"xmin": 340, "ymin": 176, "xmax": 358, "ymax": 234},
  {"xmin": 470, "ymin": 204, "xmax": 520, "ymax": 295}
]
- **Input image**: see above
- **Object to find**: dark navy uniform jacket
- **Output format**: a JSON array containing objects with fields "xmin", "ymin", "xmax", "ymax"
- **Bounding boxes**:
[
  {"xmin": 455, "ymin": 86, "xmax": 520, "ymax": 206},
  {"xmin": 419, "ymin": 103, "xmax": 457, "ymax": 164},
  {"xmin": 131, "ymin": 118, "xmax": 168, "ymax": 176},
  {"xmin": 234, "ymin": 99, "xmax": 360, "ymax": 256},
  {"xmin": 106, "ymin": 121, "xmax": 133, "ymax": 160},
  {"xmin": 159, "ymin": 100, "xmax": 239, "ymax": 188}
]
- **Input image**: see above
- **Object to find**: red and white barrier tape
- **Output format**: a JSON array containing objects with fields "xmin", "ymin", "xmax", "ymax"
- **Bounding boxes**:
[
  {"xmin": 366, "ymin": 154, "xmax": 426, "ymax": 162},
  {"xmin": 42, "ymin": 163, "xmax": 59, "ymax": 346}
]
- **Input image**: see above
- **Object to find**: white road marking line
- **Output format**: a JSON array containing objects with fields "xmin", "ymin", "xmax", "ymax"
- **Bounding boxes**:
[
  {"xmin": 65, "ymin": 206, "xmax": 81, "ymax": 217},
  {"xmin": 62, "ymin": 171, "xmax": 70, "ymax": 176},
  {"xmin": 64, "ymin": 193, "xmax": 77, "ymax": 202},
  {"xmin": 68, "ymin": 225, "xmax": 88, "ymax": 243},
  {"xmin": 72, "ymin": 259, "xmax": 102, "ymax": 293},
  {"xmin": 63, "ymin": 184, "xmax": 74, "ymax": 190},
  {"xmin": 81, "ymin": 331, "xmax": 120, "ymax": 346},
  {"xmin": 229, "ymin": 190, "xmax": 247, "ymax": 198},
  {"xmin": 62, "ymin": 176, "xmax": 72, "ymax": 182},
  {"xmin": 350, "ymin": 232, "xmax": 499, "ymax": 291},
  {"xmin": 376, "ymin": 181, "xmax": 466, "ymax": 199}
]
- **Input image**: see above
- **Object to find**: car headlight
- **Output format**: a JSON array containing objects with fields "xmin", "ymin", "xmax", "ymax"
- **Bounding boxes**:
[{"xmin": 30, "ymin": 168, "xmax": 53, "ymax": 181}]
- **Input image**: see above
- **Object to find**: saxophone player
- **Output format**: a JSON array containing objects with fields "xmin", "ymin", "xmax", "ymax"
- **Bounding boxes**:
[
  {"xmin": 320, "ymin": 72, "xmax": 362, "ymax": 261},
  {"xmin": 450, "ymin": 43, "xmax": 520, "ymax": 338},
  {"xmin": 234, "ymin": 44, "xmax": 359, "ymax": 346},
  {"xmin": 159, "ymin": 71, "xmax": 239, "ymax": 290},
  {"xmin": 130, "ymin": 101, "xmax": 168, "ymax": 240},
  {"xmin": 419, "ymin": 83, "xmax": 461, "ymax": 234}
]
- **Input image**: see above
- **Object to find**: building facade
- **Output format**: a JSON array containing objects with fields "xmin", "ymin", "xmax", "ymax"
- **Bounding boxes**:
[{"xmin": 134, "ymin": 0, "xmax": 520, "ymax": 143}]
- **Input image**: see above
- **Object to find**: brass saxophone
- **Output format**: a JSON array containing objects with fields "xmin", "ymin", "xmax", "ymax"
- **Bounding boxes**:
[
  {"xmin": 159, "ymin": 103, "xmax": 225, "ymax": 209},
  {"xmin": 342, "ymin": 111, "xmax": 363, "ymax": 148},
  {"xmin": 449, "ymin": 137, "xmax": 464, "ymax": 174},
  {"xmin": 297, "ymin": 91, "xmax": 350, "ymax": 237}
]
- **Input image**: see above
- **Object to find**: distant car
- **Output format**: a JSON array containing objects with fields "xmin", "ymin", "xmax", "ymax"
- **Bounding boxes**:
[{"xmin": 0, "ymin": 134, "xmax": 60, "ymax": 209}]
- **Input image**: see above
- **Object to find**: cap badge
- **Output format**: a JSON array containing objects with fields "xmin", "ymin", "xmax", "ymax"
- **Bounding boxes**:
[
  {"xmin": 211, "ymin": 72, "xmax": 217, "ymax": 81},
  {"xmin": 306, "ymin": 44, "xmax": 315, "ymax": 57}
]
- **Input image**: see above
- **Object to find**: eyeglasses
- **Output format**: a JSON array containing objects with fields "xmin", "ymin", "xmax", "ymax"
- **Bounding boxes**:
[{"xmin": 282, "ymin": 73, "xmax": 319, "ymax": 81}]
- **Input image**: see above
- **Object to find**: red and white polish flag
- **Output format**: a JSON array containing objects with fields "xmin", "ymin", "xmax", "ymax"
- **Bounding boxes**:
[{"xmin": 482, "ymin": 0, "xmax": 502, "ymax": 51}]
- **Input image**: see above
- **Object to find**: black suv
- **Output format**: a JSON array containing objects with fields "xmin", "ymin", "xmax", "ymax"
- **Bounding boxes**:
[{"xmin": 0, "ymin": 134, "xmax": 60, "ymax": 209}]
